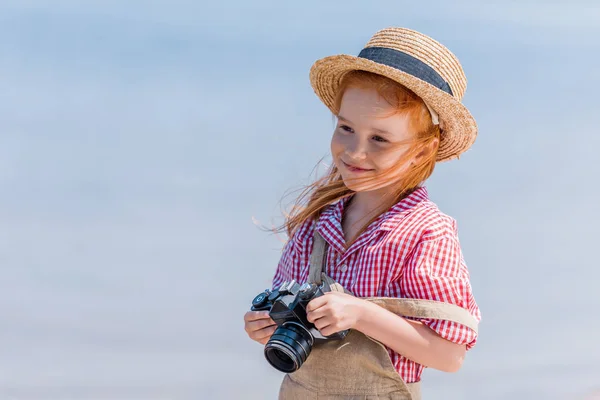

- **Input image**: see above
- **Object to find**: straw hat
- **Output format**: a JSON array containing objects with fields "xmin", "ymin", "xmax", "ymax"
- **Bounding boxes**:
[{"xmin": 309, "ymin": 27, "xmax": 477, "ymax": 162}]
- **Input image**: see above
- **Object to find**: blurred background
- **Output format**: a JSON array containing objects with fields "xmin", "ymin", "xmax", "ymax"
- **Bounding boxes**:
[{"xmin": 1, "ymin": 0, "xmax": 599, "ymax": 399}]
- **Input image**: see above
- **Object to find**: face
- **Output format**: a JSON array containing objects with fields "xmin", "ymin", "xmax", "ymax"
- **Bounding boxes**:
[{"xmin": 330, "ymin": 86, "xmax": 415, "ymax": 192}]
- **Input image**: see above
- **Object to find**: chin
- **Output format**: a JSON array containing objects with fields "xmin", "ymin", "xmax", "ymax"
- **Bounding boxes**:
[{"xmin": 341, "ymin": 176, "xmax": 367, "ymax": 192}]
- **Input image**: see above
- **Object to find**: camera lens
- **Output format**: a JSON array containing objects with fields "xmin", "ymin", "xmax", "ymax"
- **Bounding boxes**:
[{"xmin": 264, "ymin": 322, "xmax": 313, "ymax": 373}]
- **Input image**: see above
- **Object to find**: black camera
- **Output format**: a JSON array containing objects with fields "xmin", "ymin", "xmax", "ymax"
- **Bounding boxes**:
[{"xmin": 251, "ymin": 280, "xmax": 349, "ymax": 373}]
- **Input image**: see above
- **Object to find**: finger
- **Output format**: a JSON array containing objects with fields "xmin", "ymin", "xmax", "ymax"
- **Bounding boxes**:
[
  {"xmin": 247, "ymin": 318, "xmax": 277, "ymax": 332},
  {"xmin": 319, "ymin": 325, "xmax": 339, "ymax": 337},
  {"xmin": 306, "ymin": 295, "xmax": 328, "ymax": 313},
  {"xmin": 244, "ymin": 311, "xmax": 271, "ymax": 322},
  {"xmin": 316, "ymin": 319, "xmax": 343, "ymax": 337},
  {"xmin": 252, "ymin": 325, "xmax": 277, "ymax": 342},
  {"xmin": 313, "ymin": 316, "xmax": 334, "ymax": 332},
  {"xmin": 306, "ymin": 307, "xmax": 328, "ymax": 323}
]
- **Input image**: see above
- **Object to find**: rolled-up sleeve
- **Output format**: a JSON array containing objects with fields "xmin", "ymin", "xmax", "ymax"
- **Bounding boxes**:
[
  {"xmin": 396, "ymin": 236, "xmax": 481, "ymax": 349},
  {"xmin": 272, "ymin": 238, "xmax": 295, "ymax": 289},
  {"xmin": 272, "ymin": 219, "xmax": 315, "ymax": 289}
]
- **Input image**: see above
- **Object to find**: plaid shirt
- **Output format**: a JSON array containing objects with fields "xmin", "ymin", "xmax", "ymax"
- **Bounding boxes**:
[{"xmin": 272, "ymin": 186, "xmax": 481, "ymax": 383}]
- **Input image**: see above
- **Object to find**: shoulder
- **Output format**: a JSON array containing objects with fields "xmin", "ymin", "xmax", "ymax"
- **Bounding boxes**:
[
  {"xmin": 388, "ymin": 198, "xmax": 459, "ymax": 244},
  {"xmin": 285, "ymin": 216, "xmax": 317, "ymax": 253},
  {"xmin": 415, "ymin": 200, "xmax": 458, "ymax": 241}
]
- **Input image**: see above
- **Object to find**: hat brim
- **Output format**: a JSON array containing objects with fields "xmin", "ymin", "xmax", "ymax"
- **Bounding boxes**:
[{"xmin": 309, "ymin": 54, "xmax": 478, "ymax": 162}]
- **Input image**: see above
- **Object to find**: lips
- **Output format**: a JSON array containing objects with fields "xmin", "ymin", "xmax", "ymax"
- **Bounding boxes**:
[{"xmin": 342, "ymin": 160, "xmax": 373, "ymax": 172}]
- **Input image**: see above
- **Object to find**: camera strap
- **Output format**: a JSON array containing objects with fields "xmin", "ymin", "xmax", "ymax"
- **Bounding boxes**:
[
  {"xmin": 309, "ymin": 231, "xmax": 328, "ymax": 285},
  {"xmin": 309, "ymin": 231, "xmax": 353, "ymax": 295}
]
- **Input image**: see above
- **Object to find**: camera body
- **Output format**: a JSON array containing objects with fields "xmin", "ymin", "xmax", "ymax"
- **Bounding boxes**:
[
  {"xmin": 251, "ymin": 280, "xmax": 349, "ymax": 372},
  {"xmin": 252, "ymin": 279, "xmax": 348, "ymax": 342}
]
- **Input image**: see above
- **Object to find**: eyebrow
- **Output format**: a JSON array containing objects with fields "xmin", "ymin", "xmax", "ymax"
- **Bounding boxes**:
[{"xmin": 337, "ymin": 114, "xmax": 393, "ymax": 136}]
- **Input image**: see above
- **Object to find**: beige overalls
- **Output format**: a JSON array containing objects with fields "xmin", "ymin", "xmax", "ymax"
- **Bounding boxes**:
[{"xmin": 278, "ymin": 232, "xmax": 480, "ymax": 400}]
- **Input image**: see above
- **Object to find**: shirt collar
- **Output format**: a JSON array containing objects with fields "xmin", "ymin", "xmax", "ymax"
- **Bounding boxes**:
[
  {"xmin": 379, "ymin": 186, "xmax": 429, "ymax": 230},
  {"xmin": 315, "ymin": 186, "xmax": 430, "ymax": 252}
]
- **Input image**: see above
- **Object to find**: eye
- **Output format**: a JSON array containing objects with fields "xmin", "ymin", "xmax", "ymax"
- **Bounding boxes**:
[
  {"xmin": 372, "ymin": 135, "xmax": 388, "ymax": 143},
  {"xmin": 339, "ymin": 124, "xmax": 354, "ymax": 133}
]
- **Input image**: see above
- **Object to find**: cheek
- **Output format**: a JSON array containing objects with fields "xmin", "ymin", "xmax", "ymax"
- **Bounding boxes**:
[
  {"xmin": 373, "ymin": 149, "xmax": 408, "ymax": 170},
  {"xmin": 330, "ymin": 132, "xmax": 343, "ymax": 155}
]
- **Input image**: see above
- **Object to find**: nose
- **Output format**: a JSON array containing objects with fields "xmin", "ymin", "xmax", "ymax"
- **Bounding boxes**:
[{"xmin": 345, "ymin": 136, "xmax": 368, "ymax": 161}]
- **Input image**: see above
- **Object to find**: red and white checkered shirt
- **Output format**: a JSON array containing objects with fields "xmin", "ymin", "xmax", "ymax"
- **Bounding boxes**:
[{"xmin": 272, "ymin": 186, "xmax": 481, "ymax": 383}]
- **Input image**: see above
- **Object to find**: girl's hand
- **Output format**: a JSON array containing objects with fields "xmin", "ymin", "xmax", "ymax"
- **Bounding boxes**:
[
  {"xmin": 306, "ymin": 292, "xmax": 365, "ymax": 337},
  {"xmin": 244, "ymin": 311, "xmax": 277, "ymax": 345}
]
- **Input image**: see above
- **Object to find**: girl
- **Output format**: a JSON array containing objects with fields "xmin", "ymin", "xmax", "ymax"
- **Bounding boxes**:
[{"xmin": 244, "ymin": 27, "xmax": 481, "ymax": 399}]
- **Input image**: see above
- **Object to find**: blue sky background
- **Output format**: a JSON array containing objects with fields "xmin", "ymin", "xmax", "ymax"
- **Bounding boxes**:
[{"xmin": 1, "ymin": 1, "xmax": 599, "ymax": 399}]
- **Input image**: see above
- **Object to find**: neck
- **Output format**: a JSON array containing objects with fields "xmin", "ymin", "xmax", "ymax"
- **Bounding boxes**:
[{"xmin": 348, "ymin": 187, "xmax": 396, "ymax": 221}]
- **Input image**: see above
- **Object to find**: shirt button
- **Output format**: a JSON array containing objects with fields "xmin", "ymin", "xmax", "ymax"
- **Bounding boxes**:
[{"xmin": 340, "ymin": 264, "xmax": 348, "ymax": 272}]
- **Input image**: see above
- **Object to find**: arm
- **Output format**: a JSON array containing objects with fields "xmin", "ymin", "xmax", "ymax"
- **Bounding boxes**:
[
  {"xmin": 307, "ymin": 235, "xmax": 480, "ymax": 373},
  {"xmin": 354, "ymin": 299, "xmax": 466, "ymax": 372}
]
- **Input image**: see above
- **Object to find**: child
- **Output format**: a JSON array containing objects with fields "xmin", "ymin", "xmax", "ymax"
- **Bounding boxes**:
[{"xmin": 244, "ymin": 27, "xmax": 481, "ymax": 399}]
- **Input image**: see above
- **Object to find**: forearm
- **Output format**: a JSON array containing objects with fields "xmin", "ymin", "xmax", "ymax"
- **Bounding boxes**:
[{"xmin": 354, "ymin": 299, "xmax": 466, "ymax": 373}]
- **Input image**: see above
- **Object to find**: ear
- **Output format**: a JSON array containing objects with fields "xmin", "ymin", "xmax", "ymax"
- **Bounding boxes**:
[{"xmin": 415, "ymin": 137, "xmax": 439, "ymax": 162}]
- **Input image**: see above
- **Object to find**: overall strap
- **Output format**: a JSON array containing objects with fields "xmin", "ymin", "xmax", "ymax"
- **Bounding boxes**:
[{"xmin": 366, "ymin": 298, "xmax": 479, "ymax": 333}]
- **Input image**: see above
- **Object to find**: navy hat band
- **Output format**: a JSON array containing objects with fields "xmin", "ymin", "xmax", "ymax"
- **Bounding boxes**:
[{"xmin": 358, "ymin": 47, "xmax": 453, "ymax": 96}]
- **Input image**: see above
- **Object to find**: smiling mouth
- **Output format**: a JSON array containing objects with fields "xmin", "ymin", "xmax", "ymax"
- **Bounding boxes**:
[{"xmin": 342, "ymin": 160, "xmax": 373, "ymax": 172}]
